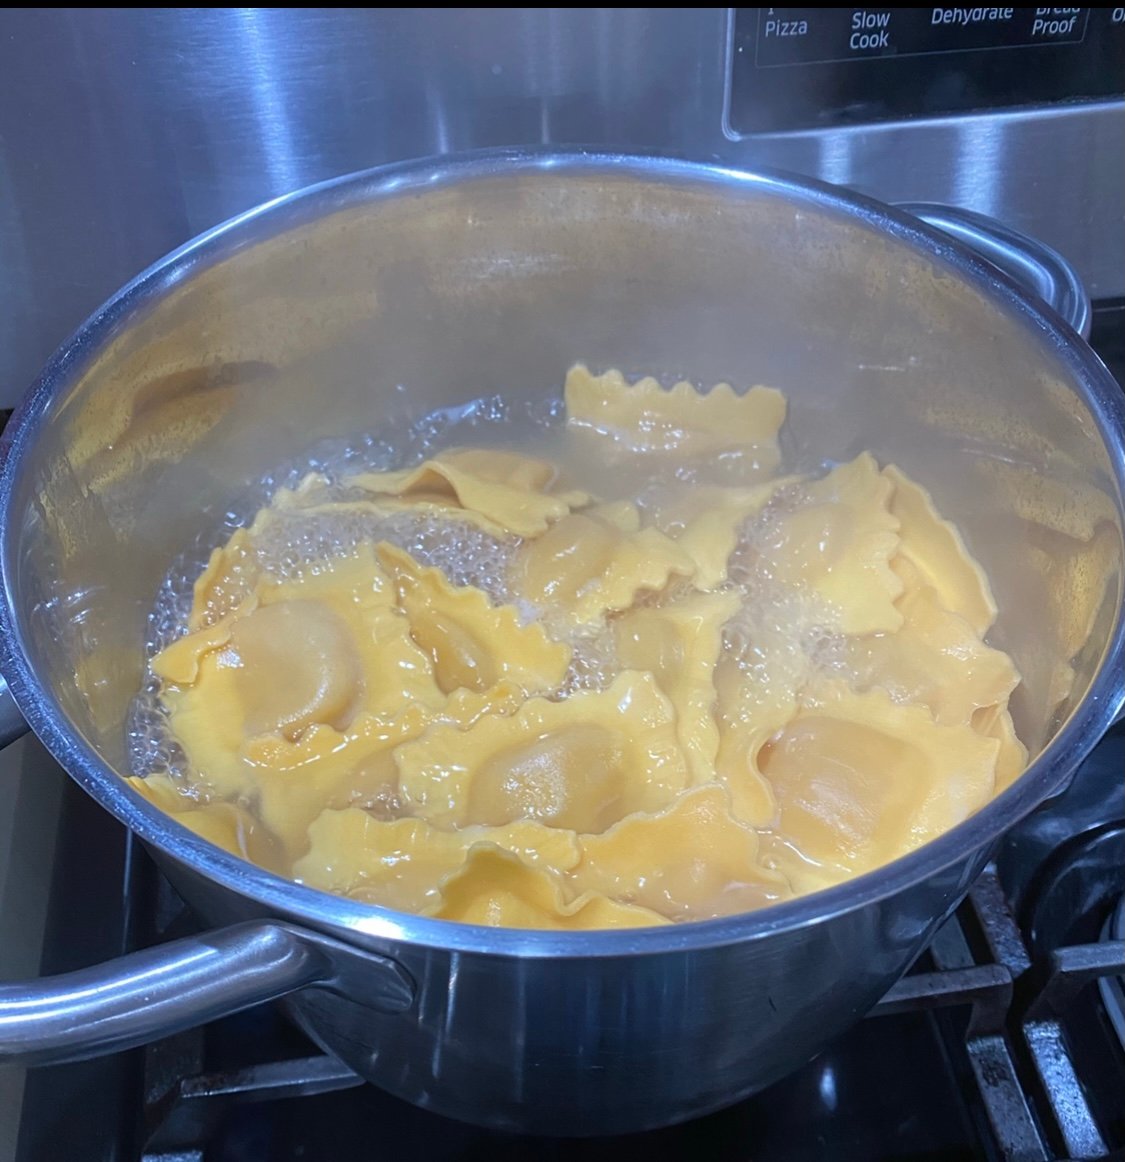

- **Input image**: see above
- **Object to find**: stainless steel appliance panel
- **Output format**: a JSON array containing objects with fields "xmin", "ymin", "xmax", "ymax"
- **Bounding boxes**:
[{"xmin": 0, "ymin": 8, "xmax": 1121, "ymax": 407}]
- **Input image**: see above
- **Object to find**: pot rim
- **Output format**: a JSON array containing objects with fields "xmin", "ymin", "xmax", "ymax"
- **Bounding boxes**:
[{"xmin": 2, "ymin": 147, "xmax": 1123, "ymax": 959}]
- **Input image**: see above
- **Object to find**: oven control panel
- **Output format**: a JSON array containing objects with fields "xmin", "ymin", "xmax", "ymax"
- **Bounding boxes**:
[{"xmin": 728, "ymin": 6, "xmax": 1125, "ymax": 133}]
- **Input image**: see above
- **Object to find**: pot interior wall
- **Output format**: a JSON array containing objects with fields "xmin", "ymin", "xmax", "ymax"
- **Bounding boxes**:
[{"xmin": 6, "ymin": 163, "xmax": 1122, "ymax": 770}]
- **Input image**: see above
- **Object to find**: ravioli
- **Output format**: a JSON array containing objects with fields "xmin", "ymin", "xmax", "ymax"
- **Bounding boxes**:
[
  {"xmin": 245, "ymin": 708, "xmax": 431, "ymax": 858},
  {"xmin": 441, "ymin": 680, "xmax": 527, "ymax": 728},
  {"xmin": 135, "ymin": 365, "xmax": 1028, "ymax": 929},
  {"xmin": 427, "ymin": 845, "xmax": 671, "ymax": 929},
  {"xmin": 842, "ymin": 557, "xmax": 1019, "ymax": 727},
  {"xmin": 973, "ymin": 704, "xmax": 1029, "ymax": 795},
  {"xmin": 572, "ymin": 784, "xmax": 791, "ymax": 920},
  {"xmin": 396, "ymin": 672, "xmax": 689, "ymax": 833},
  {"xmin": 515, "ymin": 512, "xmax": 695, "ymax": 625},
  {"xmin": 613, "ymin": 592, "xmax": 742, "ymax": 782},
  {"xmin": 565, "ymin": 364, "xmax": 786, "ymax": 477},
  {"xmin": 711, "ymin": 590, "xmax": 833, "ymax": 827},
  {"xmin": 151, "ymin": 545, "xmax": 445, "ymax": 813},
  {"xmin": 294, "ymin": 809, "xmax": 582, "ymax": 914},
  {"xmin": 884, "ymin": 465, "xmax": 997, "ymax": 636},
  {"xmin": 270, "ymin": 471, "xmax": 491, "ymax": 532},
  {"xmin": 126, "ymin": 773, "xmax": 285, "ymax": 873},
  {"xmin": 759, "ymin": 680, "xmax": 999, "ymax": 893},
  {"xmin": 754, "ymin": 453, "xmax": 903, "ymax": 635},
  {"xmin": 350, "ymin": 448, "xmax": 589, "ymax": 537},
  {"xmin": 189, "ymin": 527, "xmax": 263, "ymax": 629},
  {"xmin": 377, "ymin": 542, "xmax": 570, "ymax": 696}
]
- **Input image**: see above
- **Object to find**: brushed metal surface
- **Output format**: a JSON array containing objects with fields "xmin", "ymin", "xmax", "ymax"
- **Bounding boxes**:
[
  {"xmin": 0, "ymin": 919, "xmax": 412, "ymax": 1068},
  {"xmin": 0, "ymin": 153, "xmax": 1121, "ymax": 1133},
  {"xmin": 0, "ymin": 8, "xmax": 1121, "ymax": 407},
  {"xmin": 899, "ymin": 204, "xmax": 1092, "ymax": 338}
]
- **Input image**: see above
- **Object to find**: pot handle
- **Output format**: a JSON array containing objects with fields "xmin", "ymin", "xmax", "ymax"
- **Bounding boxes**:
[
  {"xmin": 0, "ymin": 674, "xmax": 29, "ymax": 749},
  {"xmin": 897, "ymin": 203, "xmax": 1092, "ymax": 339},
  {"xmin": 0, "ymin": 919, "xmax": 414, "ymax": 1067}
]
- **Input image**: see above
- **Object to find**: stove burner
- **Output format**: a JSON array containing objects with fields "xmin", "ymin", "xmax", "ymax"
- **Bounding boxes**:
[{"xmin": 1022, "ymin": 824, "xmax": 1125, "ymax": 957}]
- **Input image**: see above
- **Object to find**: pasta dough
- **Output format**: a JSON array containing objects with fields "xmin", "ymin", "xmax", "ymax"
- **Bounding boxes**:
[
  {"xmin": 514, "ymin": 512, "xmax": 695, "ymax": 625},
  {"xmin": 395, "ymin": 672, "xmax": 689, "ymax": 832},
  {"xmin": 377, "ymin": 542, "xmax": 570, "ymax": 696},
  {"xmin": 758, "ymin": 680, "xmax": 999, "ymax": 894},
  {"xmin": 131, "ymin": 363, "xmax": 1029, "ymax": 929},
  {"xmin": 350, "ymin": 451, "xmax": 589, "ymax": 537},
  {"xmin": 564, "ymin": 364, "xmax": 786, "ymax": 479}
]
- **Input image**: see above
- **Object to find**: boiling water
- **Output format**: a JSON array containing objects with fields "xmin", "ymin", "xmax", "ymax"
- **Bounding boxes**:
[{"xmin": 126, "ymin": 393, "xmax": 842, "ymax": 801}]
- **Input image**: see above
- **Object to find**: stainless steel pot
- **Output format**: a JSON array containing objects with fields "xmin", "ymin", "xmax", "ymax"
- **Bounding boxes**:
[{"xmin": 0, "ymin": 152, "xmax": 1122, "ymax": 1136}]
